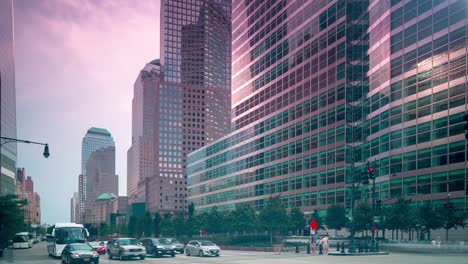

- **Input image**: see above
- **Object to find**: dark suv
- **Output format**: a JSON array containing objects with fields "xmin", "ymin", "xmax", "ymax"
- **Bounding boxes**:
[{"xmin": 138, "ymin": 238, "xmax": 175, "ymax": 257}]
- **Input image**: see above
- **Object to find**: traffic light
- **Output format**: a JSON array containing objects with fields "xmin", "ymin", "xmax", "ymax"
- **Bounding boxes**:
[
  {"xmin": 464, "ymin": 113, "xmax": 468, "ymax": 141},
  {"xmin": 367, "ymin": 161, "xmax": 375, "ymax": 179}
]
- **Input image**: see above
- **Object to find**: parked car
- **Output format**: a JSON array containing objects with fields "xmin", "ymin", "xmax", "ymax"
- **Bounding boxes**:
[
  {"xmin": 108, "ymin": 238, "xmax": 146, "ymax": 260},
  {"xmin": 185, "ymin": 240, "xmax": 220, "ymax": 257},
  {"xmin": 139, "ymin": 238, "xmax": 175, "ymax": 257},
  {"xmin": 61, "ymin": 243, "xmax": 99, "ymax": 264},
  {"xmin": 88, "ymin": 241, "xmax": 106, "ymax": 255},
  {"xmin": 166, "ymin": 238, "xmax": 184, "ymax": 253}
]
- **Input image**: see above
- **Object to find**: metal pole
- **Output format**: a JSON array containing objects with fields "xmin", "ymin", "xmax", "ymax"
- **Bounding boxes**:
[{"xmin": 348, "ymin": 160, "xmax": 357, "ymax": 253}]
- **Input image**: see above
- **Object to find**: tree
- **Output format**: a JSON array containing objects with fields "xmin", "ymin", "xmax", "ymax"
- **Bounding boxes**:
[
  {"xmin": 99, "ymin": 222, "xmax": 109, "ymax": 237},
  {"xmin": 325, "ymin": 205, "xmax": 347, "ymax": 235},
  {"xmin": 185, "ymin": 204, "xmax": 197, "ymax": 237},
  {"xmin": 142, "ymin": 212, "xmax": 153, "ymax": 237},
  {"xmin": 173, "ymin": 212, "xmax": 186, "ymax": 237},
  {"xmin": 259, "ymin": 196, "xmax": 288, "ymax": 243},
  {"xmin": 442, "ymin": 202, "xmax": 466, "ymax": 241},
  {"xmin": 153, "ymin": 212, "xmax": 161, "ymax": 237},
  {"xmin": 206, "ymin": 207, "xmax": 223, "ymax": 234},
  {"xmin": 354, "ymin": 202, "xmax": 372, "ymax": 235},
  {"xmin": 0, "ymin": 195, "xmax": 27, "ymax": 243},
  {"xmin": 230, "ymin": 203, "xmax": 257, "ymax": 235},
  {"xmin": 417, "ymin": 203, "xmax": 443, "ymax": 240},
  {"xmin": 161, "ymin": 213, "xmax": 175, "ymax": 236},
  {"xmin": 288, "ymin": 208, "xmax": 305, "ymax": 235},
  {"xmin": 127, "ymin": 216, "xmax": 137, "ymax": 237}
]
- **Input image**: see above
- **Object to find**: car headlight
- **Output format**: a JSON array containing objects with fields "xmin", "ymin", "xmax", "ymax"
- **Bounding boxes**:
[
  {"xmin": 92, "ymin": 253, "xmax": 99, "ymax": 257},
  {"xmin": 171, "ymin": 245, "xmax": 176, "ymax": 249},
  {"xmin": 71, "ymin": 253, "xmax": 80, "ymax": 258}
]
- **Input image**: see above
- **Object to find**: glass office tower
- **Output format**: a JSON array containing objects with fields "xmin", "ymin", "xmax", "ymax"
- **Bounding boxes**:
[
  {"xmin": 188, "ymin": 0, "xmax": 467, "ymax": 215},
  {"xmin": 145, "ymin": 0, "xmax": 232, "ymax": 213},
  {"xmin": 80, "ymin": 127, "xmax": 116, "ymax": 223},
  {"xmin": 0, "ymin": 0, "xmax": 17, "ymax": 195}
]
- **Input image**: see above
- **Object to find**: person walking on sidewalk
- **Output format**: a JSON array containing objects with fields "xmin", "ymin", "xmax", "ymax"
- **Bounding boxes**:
[
  {"xmin": 310, "ymin": 234, "xmax": 318, "ymax": 254},
  {"xmin": 320, "ymin": 233, "xmax": 330, "ymax": 255}
]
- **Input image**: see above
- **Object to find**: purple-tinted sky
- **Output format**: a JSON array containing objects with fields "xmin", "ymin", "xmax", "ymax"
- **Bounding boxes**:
[{"xmin": 14, "ymin": 0, "xmax": 160, "ymax": 224}]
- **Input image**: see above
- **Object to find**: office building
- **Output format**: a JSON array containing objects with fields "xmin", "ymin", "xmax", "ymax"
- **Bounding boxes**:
[
  {"xmin": 80, "ymin": 127, "xmax": 117, "ymax": 224},
  {"xmin": 16, "ymin": 169, "xmax": 41, "ymax": 225},
  {"xmin": 188, "ymin": 0, "xmax": 467, "ymax": 215},
  {"xmin": 143, "ymin": 0, "xmax": 232, "ymax": 213},
  {"xmin": 127, "ymin": 60, "xmax": 161, "ymax": 204},
  {"xmin": 0, "ymin": 0, "xmax": 17, "ymax": 196}
]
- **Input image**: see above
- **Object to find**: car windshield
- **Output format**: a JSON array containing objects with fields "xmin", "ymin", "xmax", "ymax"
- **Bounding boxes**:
[
  {"xmin": 155, "ymin": 239, "xmax": 170, "ymax": 245},
  {"xmin": 13, "ymin": 235, "xmax": 28, "ymax": 243},
  {"xmin": 70, "ymin": 244, "xmax": 93, "ymax": 251},
  {"xmin": 168, "ymin": 238, "xmax": 179, "ymax": 244},
  {"xmin": 88, "ymin": 242, "xmax": 100, "ymax": 247},
  {"xmin": 200, "ymin": 241, "xmax": 215, "ymax": 246},
  {"xmin": 119, "ymin": 239, "xmax": 138, "ymax": 245}
]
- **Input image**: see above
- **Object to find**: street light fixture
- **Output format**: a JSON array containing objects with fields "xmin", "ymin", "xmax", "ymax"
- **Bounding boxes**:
[{"xmin": 0, "ymin": 136, "xmax": 50, "ymax": 158}]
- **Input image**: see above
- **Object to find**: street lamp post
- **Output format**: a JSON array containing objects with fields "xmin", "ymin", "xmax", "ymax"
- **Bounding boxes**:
[{"xmin": 0, "ymin": 136, "xmax": 50, "ymax": 158}]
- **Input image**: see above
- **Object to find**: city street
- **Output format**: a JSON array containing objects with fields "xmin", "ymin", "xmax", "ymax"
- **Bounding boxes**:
[{"xmin": 1, "ymin": 242, "xmax": 467, "ymax": 264}]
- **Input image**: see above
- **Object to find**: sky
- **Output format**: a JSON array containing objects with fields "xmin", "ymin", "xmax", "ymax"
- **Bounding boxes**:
[{"xmin": 13, "ymin": 0, "xmax": 160, "ymax": 225}]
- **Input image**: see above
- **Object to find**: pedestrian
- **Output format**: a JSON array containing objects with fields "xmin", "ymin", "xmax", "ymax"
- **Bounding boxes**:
[
  {"xmin": 310, "ymin": 234, "xmax": 317, "ymax": 254},
  {"xmin": 319, "ymin": 233, "xmax": 329, "ymax": 255}
]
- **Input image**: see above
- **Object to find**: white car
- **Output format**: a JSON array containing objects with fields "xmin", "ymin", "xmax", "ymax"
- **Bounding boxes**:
[{"xmin": 185, "ymin": 240, "xmax": 220, "ymax": 257}]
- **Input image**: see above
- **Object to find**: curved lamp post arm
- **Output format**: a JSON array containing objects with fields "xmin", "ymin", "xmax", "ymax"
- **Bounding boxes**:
[{"xmin": 0, "ymin": 136, "xmax": 50, "ymax": 158}]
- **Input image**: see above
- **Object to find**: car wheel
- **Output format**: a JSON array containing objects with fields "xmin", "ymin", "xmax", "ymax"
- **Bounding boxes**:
[
  {"xmin": 199, "ymin": 250, "xmax": 204, "ymax": 257},
  {"xmin": 140, "ymin": 256, "xmax": 145, "ymax": 260},
  {"xmin": 171, "ymin": 253, "xmax": 175, "ymax": 257},
  {"xmin": 185, "ymin": 249, "xmax": 190, "ymax": 256},
  {"xmin": 119, "ymin": 251, "xmax": 124, "ymax": 261}
]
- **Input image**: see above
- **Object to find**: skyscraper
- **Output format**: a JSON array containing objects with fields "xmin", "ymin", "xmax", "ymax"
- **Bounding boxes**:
[
  {"xmin": 188, "ymin": 0, "xmax": 467, "ymax": 218},
  {"xmin": 143, "ymin": 0, "xmax": 232, "ymax": 213},
  {"xmin": 80, "ymin": 127, "xmax": 117, "ymax": 224},
  {"xmin": 0, "ymin": 0, "xmax": 17, "ymax": 196},
  {"xmin": 127, "ymin": 60, "xmax": 161, "ymax": 205}
]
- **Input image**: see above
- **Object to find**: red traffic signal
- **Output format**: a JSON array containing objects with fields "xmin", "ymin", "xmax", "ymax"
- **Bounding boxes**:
[{"xmin": 367, "ymin": 167, "xmax": 374, "ymax": 174}]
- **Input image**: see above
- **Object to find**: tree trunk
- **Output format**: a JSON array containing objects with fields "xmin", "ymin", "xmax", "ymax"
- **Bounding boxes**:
[
  {"xmin": 427, "ymin": 229, "xmax": 431, "ymax": 241},
  {"xmin": 392, "ymin": 230, "xmax": 394, "ymax": 240},
  {"xmin": 445, "ymin": 228, "xmax": 449, "ymax": 242}
]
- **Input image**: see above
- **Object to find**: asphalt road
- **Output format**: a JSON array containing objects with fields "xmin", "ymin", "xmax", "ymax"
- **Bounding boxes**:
[{"xmin": 1, "ymin": 242, "xmax": 466, "ymax": 264}]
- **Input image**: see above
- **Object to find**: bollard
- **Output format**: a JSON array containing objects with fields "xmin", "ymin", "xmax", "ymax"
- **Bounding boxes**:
[
  {"xmin": 376, "ymin": 241, "xmax": 379, "ymax": 252},
  {"xmin": 319, "ymin": 243, "xmax": 323, "ymax": 255},
  {"xmin": 341, "ymin": 242, "xmax": 345, "ymax": 254},
  {"xmin": 306, "ymin": 244, "xmax": 311, "ymax": 254},
  {"xmin": 295, "ymin": 245, "xmax": 299, "ymax": 253},
  {"xmin": 336, "ymin": 242, "xmax": 340, "ymax": 251}
]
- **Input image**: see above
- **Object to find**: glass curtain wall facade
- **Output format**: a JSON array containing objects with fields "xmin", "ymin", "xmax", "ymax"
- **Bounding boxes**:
[
  {"xmin": 146, "ymin": 0, "xmax": 231, "ymax": 213},
  {"xmin": 188, "ymin": 0, "xmax": 468, "ymax": 214},
  {"xmin": 127, "ymin": 60, "xmax": 161, "ymax": 205},
  {"xmin": 80, "ymin": 128, "xmax": 116, "ymax": 223},
  {"xmin": 0, "ymin": 0, "xmax": 17, "ymax": 195}
]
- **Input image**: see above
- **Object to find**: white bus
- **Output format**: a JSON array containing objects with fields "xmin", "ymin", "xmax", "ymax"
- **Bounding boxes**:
[
  {"xmin": 47, "ymin": 223, "xmax": 89, "ymax": 257},
  {"xmin": 13, "ymin": 232, "xmax": 33, "ymax": 249}
]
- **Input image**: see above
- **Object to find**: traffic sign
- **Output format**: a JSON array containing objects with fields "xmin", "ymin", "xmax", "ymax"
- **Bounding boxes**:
[{"xmin": 310, "ymin": 219, "xmax": 318, "ymax": 230}]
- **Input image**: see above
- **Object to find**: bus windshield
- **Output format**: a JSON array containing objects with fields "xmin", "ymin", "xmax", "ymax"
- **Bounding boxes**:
[
  {"xmin": 55, "ymin": 227, "xmax": 86, "ymax": 244},
  {"xmin": 13, "ymin": 235, "xmax": 28, "ymax": 243}
]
